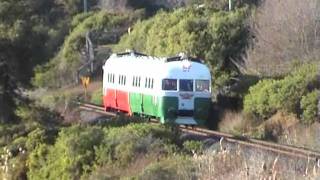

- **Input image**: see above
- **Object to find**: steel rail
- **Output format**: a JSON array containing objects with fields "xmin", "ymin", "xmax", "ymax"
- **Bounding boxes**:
[
  {"xmin": 179, "ymin": 126, "xmax": 320, "ymax": 161},
  {"xmin": 77, "ymin": 101, "xmax": 320, "ymax": 162}
]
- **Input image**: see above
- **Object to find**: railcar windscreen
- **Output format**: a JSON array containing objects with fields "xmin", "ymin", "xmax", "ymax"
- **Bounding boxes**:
[
  {"xmin": 179, "ymin": 79, "xmax": 193, "ymax": 92},
  {"xmin": 162, "ymin": 79, "xmax": 177, "ymax": 90},
  {"xmin": 195, "ymin": 80, "xmax": 210, "ymax": 92}
]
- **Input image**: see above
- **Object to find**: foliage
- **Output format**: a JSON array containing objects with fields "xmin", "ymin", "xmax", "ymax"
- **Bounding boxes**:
[
  {"xmin": 95, "ymin": 123, "xmax": 177, "ymax": 167},
  {"xmin": 115, "ymin": 7, "xmax": 249, "ymax": 91},
  {"xmin": 27, "ymin": 125, "xmax": 105, "ymax": 179},
  {"xmin": 0, "ymin": 104, "xmax": 61, "ymax": 179},
  {"xmin": 0, "ymin": 0, "xmax": 72, "ymax": 122},
  {"xmin": 245, "ymin": 0, "xmax": 320, "ymax": 76},
  {"xmin": 300, "ymin": 90, "xmax": 319, "ymax": 124},
  {"xmin": 183, "ymin": 140, "xmax": 204, "ymax": 154},
  {"xmin": 137, "ymin": 156, "xmax": 195, "ymax": 180},
  {"xmin": 33, "ymin": 90, "xmax": 78, "ymax": 113},
  {"xmin": 0, "ymin": 59, "xmax": 18, "ymax": 123},
  {"xmin": 56, "ymin": 0, "xmax": 98, "ymax": 15},
  {"xmin": 90, "ymin": 88, "xmax": 103, "ymax": 105},
  {"xmin": 33, "ymin": 11, "xmax": 139, "ymax": 88},
  {"xmin": 27, "ymin": 123, "xmax": 178, "ymax": 179},
  {"xmin": 0, "ymin": 0, "xmax": 69, "ymax": 81},
  {"xmin": 244, "ymin": 64, "xmax": 318, "ymax": 120},
  {"xmin": 0, "ymin": 102, "xmax": 61, "ymax": 149}
]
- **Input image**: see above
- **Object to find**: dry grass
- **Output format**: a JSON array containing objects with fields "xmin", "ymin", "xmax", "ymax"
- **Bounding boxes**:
[
  {"xmin": 26, "ymin": 81, "xmax": 103, "ymax": 123},
  {"xmin": 218, "ymin": 111, "xmax": 251, "ymax": 135},
  {"xmin": 279, "ymin": 122, "xmax": 320, "ymax": 150},
  {"xmin": 252, "ymin": 111, "xmax": 300, "ymax": 140},
  {"xmin": 193, "ymin": 143, "xmax": 320, "ymax": 179},
  {"xmin": 218, "ymin": 110, "xmax": 301, "ymax": 141}
]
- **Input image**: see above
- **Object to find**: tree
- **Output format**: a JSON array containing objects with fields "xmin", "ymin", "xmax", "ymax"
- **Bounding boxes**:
[
  {"xmin": 0, "ymin": 0, "xmax": 71, "ymax": 121},
  {"xmin": 0, "ymin": 40, "xmax": 18, "ymax": 123},
  {"xmin": 245, "ymin": 0, "xmax": 320, "ymax": 76}
]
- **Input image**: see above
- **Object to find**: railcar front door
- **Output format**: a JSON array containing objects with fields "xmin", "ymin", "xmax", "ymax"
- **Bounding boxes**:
[{"xmin": 178, "ymin": 79, "xmax": 194, "ymax": 114}]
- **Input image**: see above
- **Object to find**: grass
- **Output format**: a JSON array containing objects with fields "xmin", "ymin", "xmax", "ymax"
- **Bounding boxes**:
[
  {"xmin": 27, "ymin": 81, "xmax": 103, "ymax": 123},
  {"xmin": 279, "ymin": 122, "xmax": 320, "ymax": 150},
  {"xmin": 193, "ymin": 143, "xmax": 320, "ymax": 179},
  {"xmin": 218, "ymin": 110, "xmax": 253, "ymax": 136}
]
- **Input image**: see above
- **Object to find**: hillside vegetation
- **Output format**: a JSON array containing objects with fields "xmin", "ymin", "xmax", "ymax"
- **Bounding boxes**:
[
  {"xmin": 115, "ymin": 7, "xmax": 249, "ymax": 91},
  {"xmin": 1, "ymin": 0, "xmax": 320, "ymax": 179},
  {"xmin": 33, "ymin": 10, "xmax": 144, "ymax": 88}
]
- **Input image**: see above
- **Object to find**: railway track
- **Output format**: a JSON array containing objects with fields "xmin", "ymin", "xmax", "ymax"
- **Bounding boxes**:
[{"xmin": 77, "ymin": 101, "xmax": 320, "ymax": 163}]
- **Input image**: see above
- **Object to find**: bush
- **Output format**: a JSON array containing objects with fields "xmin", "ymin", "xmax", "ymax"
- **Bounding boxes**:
[
  {"xmin": 90, "ymin": 88, "xmax": 102, "ymax": 105},
  {"xmin": 115, "ymin": 7, "xmax": 249, "ymax": 91},
  {"xmin": 27, "ymin": 123, "xmax": 178, "ymax": 179},
  {"xmin": 183, "ymin": 140, "xmax": 204, "ymax": 154},
  {"xmin": 26, "ymin": 128, "xmax": 49, "ymax": 150},
  {"xmin": 300, "ymin": 90, "xmax": 319, "ymax": 124},
  {"xmin": 243, "ymin": 64, "xmax": 318, "ymax": 120},
  {"xmin": 137, "ymin": 156, "xmax": 195, "ymax": 180},
  {"xmin": 33, "ymin": 11, "xmax": 137, "ymax": 88},
  {"xmin": 95, "ymin": 123, "xmax": 177, "ymax": 167},
  {"xmin": 27, "ymin": 125, "xmax": 105, "ymax": 179}
]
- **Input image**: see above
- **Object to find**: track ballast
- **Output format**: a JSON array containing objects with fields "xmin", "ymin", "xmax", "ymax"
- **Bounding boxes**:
[{"xmin": 77, "ymin": 101, "xmax": 320, "ymax": 163}]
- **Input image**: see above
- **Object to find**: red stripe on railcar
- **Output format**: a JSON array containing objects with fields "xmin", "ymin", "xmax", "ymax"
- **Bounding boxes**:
[
  {"xmin": 103, "ymin": 88, "xmax": 131, "ymax": 115},
  {"xmin": 103, "ymin": 89, "xmax": 116, "ymax": 109}
]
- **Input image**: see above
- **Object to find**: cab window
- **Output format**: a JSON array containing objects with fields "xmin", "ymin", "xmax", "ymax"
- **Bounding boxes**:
[
  {"xmin": 179, "ymin": 79, "xmax": 193, "ymax": 92},
  {"xmin": 195, "ymin": 80, "xmax": 210, "ymax": 92},
  {"xmin": 162, "ymin": 79, "xmax": 177, "ymax": 91}
]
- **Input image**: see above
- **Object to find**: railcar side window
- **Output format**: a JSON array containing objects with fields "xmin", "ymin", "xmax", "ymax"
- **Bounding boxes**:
[
  {"xmin": 162, "ymin": 79, "xmax": 177, "ymax": 91},
  {"xmin": 179, "ymin": 79, "xmax": 193, "ymax": 92},
  {"xmin": 138, "ymin": 77, "xmax": 141, "ymax": 87},
  {"xmin": 195, "ymin": 80, "xmax": 210, "ymax": 92}
]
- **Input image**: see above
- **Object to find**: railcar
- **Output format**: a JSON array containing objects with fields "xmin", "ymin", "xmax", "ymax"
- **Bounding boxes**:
[{"xmin": 102, "ymin": 51, "xmax": 212, "ymax": 125}]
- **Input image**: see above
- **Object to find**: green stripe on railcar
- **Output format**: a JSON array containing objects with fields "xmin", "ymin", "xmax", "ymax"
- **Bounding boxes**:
[
  {"xmin": 142, "ymin": 95, "xmax": 158, "ymax": 117},
  {"xmin": 129, "ymin": 93, "xmax": 143, "ymax": 114},
  {"xmin": 194, "ymin": 97, "xmax": 211, "ymax": 125},
  {"xmin": 158, "ymin": 96, "xmax": 178, "ymax": 123}
]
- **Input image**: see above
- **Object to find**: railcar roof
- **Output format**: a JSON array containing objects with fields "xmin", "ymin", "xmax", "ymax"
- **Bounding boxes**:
[{"xmin": 103, "ymin": 51, "xmax": 210, "ymax": 79}]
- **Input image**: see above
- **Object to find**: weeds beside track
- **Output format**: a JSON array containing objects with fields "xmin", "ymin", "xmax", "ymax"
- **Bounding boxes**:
[{"xmin": 77, "ymin": 101, "xmax": 320, "ymax": 163}]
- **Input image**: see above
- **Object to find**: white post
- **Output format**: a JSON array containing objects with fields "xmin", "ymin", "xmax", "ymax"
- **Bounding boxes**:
[{"xmin": 229, "ymin": 0, "xmax": 232, "ymax": 11}]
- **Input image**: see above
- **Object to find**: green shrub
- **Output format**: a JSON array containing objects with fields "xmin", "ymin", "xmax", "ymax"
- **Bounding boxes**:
[
  {"xmin": 244, "ymin": 64, "xmax": 318, "ymax": 120},
  {"xmin": 95, "ymin": 123, "xmax": 177, "ymax": 167},
  {"xmin": 115, "ymin": 7, "xmax": 249, "ymax": 91},
  {"xmin": 34, "ymin": 90, "xmax": 78, "ymax": 112},
  {"xmin": 33, "ymin": 11, "xmax": 137, "ymax": 88},
  {"xmin": 27, "ymin": 144, "xmax": 51, "ymax": 180},
  {"xmin": 27, "ymin": 125, "xmax": 105, "ymax": 179},
  {"xmin": 300, "ymin": 90, "xmax": 319, "ymax": 124},
  {"xmin": 27, "ymin": 123, "xmax": 178, "ymax": 179},
  {"xmin": 183, "ymin": 140, "xmax": 204, "ymax": 154},
  {"xmin": 137, "ymin": 156, "xmax": 195, "ymax": 180},
  {"xmin": 26, "ymin": 128, "xmax": 47, "ymax": 150},
  {"xmin": 90, "ymin": 88, "xmax": 102, "ymax": 105}
]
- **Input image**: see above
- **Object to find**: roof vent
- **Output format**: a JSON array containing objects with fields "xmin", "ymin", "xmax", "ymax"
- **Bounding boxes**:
[
  {"xmin": 116, "ymin": 50, "xmax": 147, "ymax": 57},
  {"xmin": 166, "ymin": 52, "xmax": 203, "ymax": 63}
]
